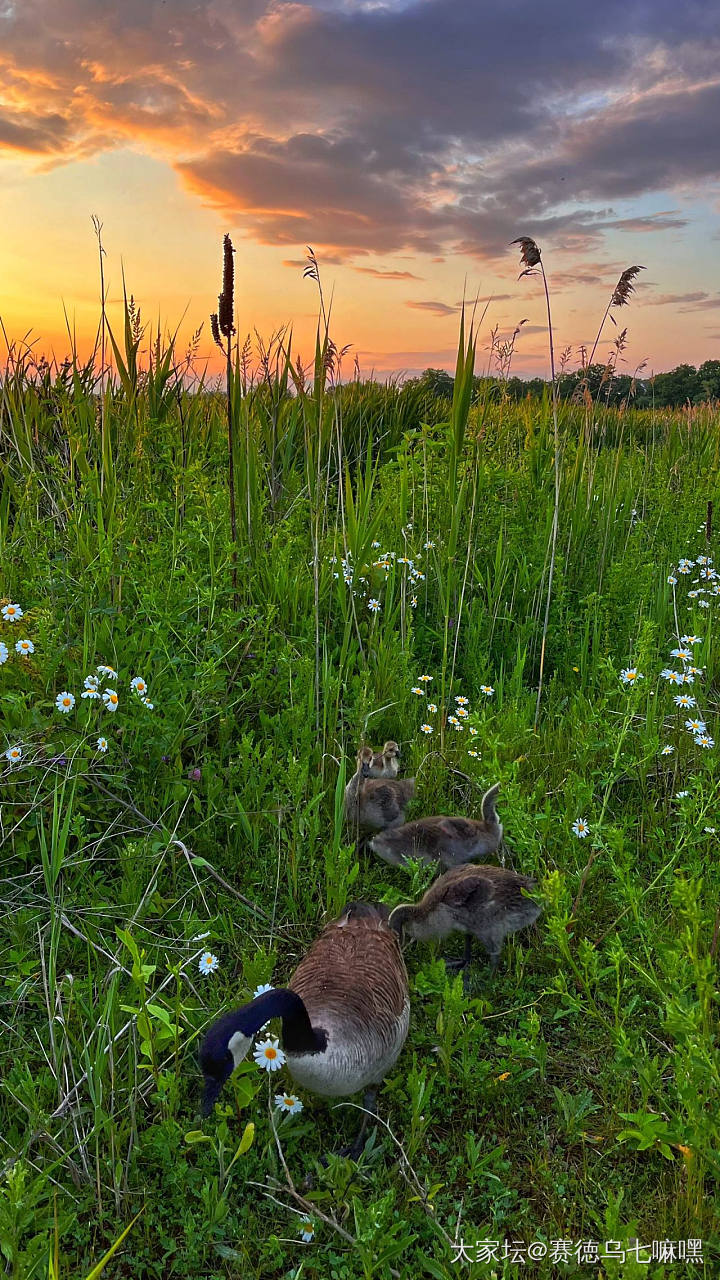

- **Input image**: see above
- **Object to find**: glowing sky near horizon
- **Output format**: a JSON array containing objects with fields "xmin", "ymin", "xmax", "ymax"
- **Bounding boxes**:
[{"xmin": 0, "ymin": 0, "xmax": 719, "ymax": 379}]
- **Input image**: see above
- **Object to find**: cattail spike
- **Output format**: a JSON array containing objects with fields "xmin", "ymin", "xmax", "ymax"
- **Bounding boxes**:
[
  {"xmin": 218, "ymin": 233, "xmax": 236, "ymax": 338},
  {"xmin": 511, "ymin": 236, "xmax": 542, "ymax": 269}
]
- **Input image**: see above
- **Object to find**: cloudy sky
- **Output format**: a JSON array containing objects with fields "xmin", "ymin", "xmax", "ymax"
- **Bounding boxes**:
[{"xmin": 1, "ymin": 0, "xmax": 719, "ymax": 377}]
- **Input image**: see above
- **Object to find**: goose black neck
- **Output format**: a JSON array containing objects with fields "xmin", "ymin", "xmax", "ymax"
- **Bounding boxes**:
[{"xmin": 227, "ymin": 989, "xmax": 325, "ymax": 1054}]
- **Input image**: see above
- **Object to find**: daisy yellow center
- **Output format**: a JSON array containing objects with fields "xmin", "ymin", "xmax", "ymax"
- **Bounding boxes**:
[
  {"xmin": 62, "ymin": 697, "xmax": 71, "ymax": 706},
  {"xmin": 109, "ymin": 694, "xmax": 117, "ymax": 704},
  {"xmin": 264, "ymin": 1047, "xmax": 277, "ymax": 1060},
  {"xmin": 284, "ymin": 1097, "xmax": 294, "ymax": 1106}
]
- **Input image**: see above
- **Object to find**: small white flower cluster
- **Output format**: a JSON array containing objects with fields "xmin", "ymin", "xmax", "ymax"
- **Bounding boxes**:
[
  {"xmin": 0, "ymin": 602, "xmax": 37, "ymax": 668},
  {"xmin": 669, "ymin": 552, "xmax": 719, "ymax": 608},
  {"xmin": 412, "ymin": 679, "xmax": 493, "ymax": 749},
  {"xmin": 328, "ymin": 534, "xmax": 435, "ymax": 615}
]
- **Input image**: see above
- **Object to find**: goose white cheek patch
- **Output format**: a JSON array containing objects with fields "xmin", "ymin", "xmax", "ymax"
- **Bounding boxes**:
[{"xmin": 228, "ymin": 1031, "xmax": 253, "ymax": 1067}]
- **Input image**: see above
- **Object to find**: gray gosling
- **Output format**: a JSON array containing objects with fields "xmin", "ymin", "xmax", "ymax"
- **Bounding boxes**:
[
  {"xmin": 370, "ymin": 782, "xmax": 502, "ymax": 868},
  {"xmin": 388, "ymin": 862, "xmax": 541, "ymax": 975},
  {"xmin": 368, "ymin": 741, "xmax": 401, "ymax": 778},
  {"xmin": 345, "ymin": 747, "xmax": 415, "ymax": 833}
]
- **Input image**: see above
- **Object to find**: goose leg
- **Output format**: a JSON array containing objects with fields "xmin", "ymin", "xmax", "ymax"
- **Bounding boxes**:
[{"xmin": 337, "ymin": 1088, "xmax": 377, "ymax": 1160}]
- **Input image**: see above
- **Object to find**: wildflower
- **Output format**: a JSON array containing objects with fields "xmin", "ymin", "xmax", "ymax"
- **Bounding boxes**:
[
  {"xmin": 397, "ymin": 556, "xmax": 413, "ymax": 566},
  {"xmin": 670, "ymin": 648, "xmax": 691, "ymax": 662},
  {"xmin": 694, "ymin": 734, "xmax": 714, "ymax": 749},
  {"xmin": 704, "ymin": 826, "xmax": 716, "ymax": 834},
  {"xmin": 620, "ymin": 669, "xmax": 643, "ymax": 685},
  {"xmin": 424, "ymin": 540, "xmax": 435, "ymax": 549},
  {"xmin": 447, "ymin": 715, "xmax": 460, "ymax": 726},
  {"xmin": 677, "ymin": 562, "xmax": 692, "ymax": 574},
  {"xmin": 468, "ymin": 749, "xmax": 480, "ymax": 758},
  {"xmin": 456, "ymin": 707, "xmax": 469, "ymax": 718},
  {"xmin": 84, "ymin": 675, "xmax": 99, "ymax": 690},
  {"xmin": 274, "ymin": 1093, "xmax": 303, "ymax": 1115},
  {"xmin": 420, "ymin": 723, "xmax": 434, "ymax": 734},
  {"xmin": 55, "ymin": 691, "xmax": 75, "ymax": 714},
  {"xmin": 676, "ymin": 790, "xmax": 690, "ymax": 799},
  {"xmin": 102, "ymin": 689, "xmax": 119, "ymax": 711},
  {"xmin": 253, "ymin": 982, "xmax": 274, "ymax": 998},
  {"xmin": 660, "ymin": 745, "xmax": 674, "ymax": 756},
  {"xmin": 96, "ymin": 664, "xmax": 119, "ymax": 679},
  {"xmin": 1, "ymin": 603, "xmax": 23, "ymax": 622},
  {"xmin": 427, "ymin": 702, "xmax": 438, "ymax": 713},
  {"xmin": 451, "ymin": 721, "xmax": 464, "ymax": 731},
  {"xmin": 413, "ymin": 571, "xmax": 426, "ymax": 581},
  {"xmin": 188, "ymin": 767, "xmax": 202, "ymax": 781},
  {"xmin": 667, "ymin": 575, "xmax": 678, "ymax": 585},
  {"xmin": 5, "ymin": 745, "xmax": 22, "ymax": 763},
  {"xmin": 141, "ymin": 697, "xmax": 154, "ymax": 710},
  {"xmin": 468, "ymin": 726, "xmax": 478, "ymax": 736},
  {"xmin": 198, "ymin": 952, "xmax": 219, "ymax": 976},
  {"xmin": 685, "ymin": 719, "xmax": 706, "ymax": 735},
  {"xmin": 572, "ymin": 818, "xmax": 590, "ymax": 839},
  {"xmin": 418, "ymin": 674, "xmax": 433, "ymax": 683},
  {"xmin": 686, "ymin": 666, "xmax": 704, "ymax": 676},
  {"xmin": 371, "ymin": 541, "xmax": 380, "ymax": 549},
  {"xmin": 480, "ymin": 685, "xmax": 495, "ymax": 696},
  {"xmin": 695, "ymin": 555, "xmax": 709, "ymax": 566},
  {"xmin": 660, "ymin": 669, "xmax": 683, "ymax": 685},
  {"xmin": 674, "ymin": 693, "xmax": 696, "ymax": 708},
  {"xmin": 299, "ymin": 1219, "xmax": 314, "ymax": 1243},
  {"xmin": 681, "ymin": 672, "xmax": 695, "ymax": 684},
  {"xmin": 698, "ymin": 599, "xmax": 710, "ymax": 607},
  {"xmin": 97, "ymin": 737, "xmax": 108, "ymax": 753},
  {"xmin": 130, "ymin": 676, "xmax": 148, "ymax": 696},
  {"xmin": 253, "ymin": 1038, "xmax": 285, "ymax": 1071},
  {"xmin": 15, "ymin": 639, "xmax": 34, "ymax": 656},
  {"xmin": 368, "ymin": 598, "xmax": 381, "ymax": 613},
  {"xmin": 455, "ymin": 695, "xmax": 469, "ymax": 706},
  {"xmin": 0, "ymin": 642, "xmax": 7, "ymax": 664},
  {"xmin": 681, "ymin": 635, "xmax": 702, "ymax": 645},
  {"xmin": 687, "ymin": 590, "xmax": 700, "ymax": 599},
  {"xmin": 411, "ymin": 687, "xmax": 424, "ymax": 696},
  {"xmin": 410, "ymin": 596, "xmax": 418, "ymax": 608},
  {"xmin": 81, "ymin": 689, "xmax": 100, "ymax": 699}
]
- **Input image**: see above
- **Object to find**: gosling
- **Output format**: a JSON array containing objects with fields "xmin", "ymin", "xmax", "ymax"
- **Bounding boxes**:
[
  {"xmin": 345, "ymin": 747, "xmax": 415, "ymax": 833},
  {"xmin": 368, "ymin": 741, "xmax": 401, "ymax": 778},
  {"xmin": 370, "ymin": 782, "xmax": 501, "ymax": 868},
  {"xmin": 388, "ymin": 862, "xmax": 541, "ymax": 975}
]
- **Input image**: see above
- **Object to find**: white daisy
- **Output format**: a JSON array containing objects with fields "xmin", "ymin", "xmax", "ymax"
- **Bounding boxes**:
[
  {"xmin": 660, "ymin": 669, "xmax": 683, "ymax": 685},
  {"xmin": 667, "ymin": 575, "xmax": 678, "ymax": 585},
  {"xmin": 424, "ymin": 540, "xmax": 435, "ymax": 549},
  {"xmin": 0, "ymin": 642, "xmax": 7, "ymax": 664},
  {"xmin": 15, "ymin": 639, "xmax": 34, "ymax": 656},
  {"xmin": 411, "ymin": 687, "xmax": 424, "ymax": 696},
  {"xmin": 81, "ymin": 689, "xmax": 100, "ymax": 699},
  {"xmin": 681, "ymin": 672, "xmax": 695, "ymax": 685},
  {"xmin": 468, "ymin": 749, "xmax": 480, "ymax": 758},
  {"xmin": 447, "ymin": 715, "xmax": 460, "ymax": 726},
  {"xmin": 468, "ymin": 726, "xmax": 479, "ymax": 736},
  {"xmin": 704, "ymin": 826, "xmax": 716, "ymax": 835},
  {"xmin": 670, "ymin": 648, "xmax": 691, "ymax": 662},
  {"xmin": 198, "ymin": 952, "xmax": 219, "ymax": 976},
  {"xmin": 96, "ymin": 737, "xmax": 108, "ymax": 753},
  {"xmin": 620, "ymin": 668, "xmax": 643, "ymax": 685},
  {"xmin": 572, "ymin": 818, "xmax": 590, "ymax": 838},
  {"xmin": 5, "ymin": 745, "xmax": 22, "ymax": 763},
  {"xmin": 84, "ymin": 675, "xmax": 99, "ymax": 690},
  {"xmin": 420, "ymin": 723, "xmax": 434, "ymax": 734},
  {"xmin": 674, "ymin": 693, "xmax": 696, "ymax": 708},
  {"xmin": 418, "ymin": 674, "xmax": 433, "ymax": 683},
  {"xmin": 130, "ymin": 676, "xmax": 148, "ymax": 696},
  {"xmin": 96, "ymin": 664, "xmax": 119, "ymax": 680},
  {"xmin": 427, "ymin": 703, "xmax": 438, "ymax": 713},
  {"xmin": 253, "ymin": 982, "xmax": 274, "ymax": 998},
  {"xmin": 253, "ymin": 1038, "xmax": 285, "ymax": 1071},
  {"xmin": 480, "ymin": 685, "xmax": 495, "ymax": 696},
  {"xmin": 456, "ymin": 707, "xmax": 469, "ymax": 718},
  {"xmin": 299, "ymin": 1219, "xmax": 314, "ymax": 1243},
  {"xmin": 274, "ymin": 1093, "xmax": 303, "ymax": 1115},
  {"xmin": 368, "ymin": 598, "xmax": 381, "ymax": 613},
  {"xmin": 55, "ymin": 691, "xmax": 75, "ymax": 714},
  {"xmin": 660, "ymin": 745, "xmax": 674, "ymax": 756},
  {"xmin": 102, "ymin": 689, "xmax": 119, "ymax": 711},
  {"xmin": 680, "ymin": 635, "xmax": 702, "ymax": 646},
  {"xmin": 455, "ymin": 695, "xmax": 469, "ymax": 706},
  {"xmin": 685, "ymin": 719, "xmax": 706, "ymax": 735},
  {"xmin": 676, "ymin": 791, "xmax": 690, "ymax": 799},
  {"xmin": 694, "ymin": 734, "xmax": 714, "ymax": 749},
  {"xmin": 141, "ymin": 697, "xmax": 154, "ymax": 709},
  {"xmin": 1, "ymin": 603, "xmax": 23, "ymax": 622},
  {"xmin": 410, "ymin": 595, "xmax": 418, "ymax": 608}
]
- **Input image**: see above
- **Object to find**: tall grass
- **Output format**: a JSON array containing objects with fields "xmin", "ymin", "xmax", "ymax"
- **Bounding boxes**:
[{"xmin": 0, "ymin": 271, "xmax": 719, "ymax": 1277}]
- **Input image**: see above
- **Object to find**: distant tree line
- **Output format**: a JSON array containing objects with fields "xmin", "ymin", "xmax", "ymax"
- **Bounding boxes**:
[{"xmin": 405, "ymin": 361, "xmax": 720, "ymax": 409}]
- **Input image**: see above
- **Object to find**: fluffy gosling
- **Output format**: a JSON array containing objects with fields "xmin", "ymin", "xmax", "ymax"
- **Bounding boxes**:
[
  {"xmin": 345, "ymin": 747, "xmax": 415, "ymax": 833},
  {"xmin": 388, "ymin": 861, "xmax": 541, "ymax": 975},
  {"xmin": 368, "ymin": 741, "xmax": 401, "ymax": 778},
  {"xmin": 370, "ymin": 782, "xmax": 501, "ymax": 868}
]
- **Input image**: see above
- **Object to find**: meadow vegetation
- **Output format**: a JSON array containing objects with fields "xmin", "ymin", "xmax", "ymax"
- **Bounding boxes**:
[{"xmin": 1, "ymin": 252, "xmax": 719, "ymax": 1278}]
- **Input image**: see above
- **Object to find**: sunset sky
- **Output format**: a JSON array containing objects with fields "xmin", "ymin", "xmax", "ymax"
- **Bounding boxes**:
[{"xmin": 1, "ymin": 0, "xmax": 719, "ymax": 379}]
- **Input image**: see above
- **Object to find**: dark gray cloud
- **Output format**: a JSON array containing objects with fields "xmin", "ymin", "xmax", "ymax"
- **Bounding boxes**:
[
  {"xmin": 406, "ymin": 300, "xmax": 459, "ymax": 316},
  {"xmin": 2, "ymin": 0, "xmax": 719, "ymax": 261}
]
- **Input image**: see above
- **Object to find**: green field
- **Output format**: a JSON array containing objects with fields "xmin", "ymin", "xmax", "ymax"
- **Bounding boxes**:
[{"xmin": 1, "ymin": 310, "xmax": 719, "ymax": 1279}]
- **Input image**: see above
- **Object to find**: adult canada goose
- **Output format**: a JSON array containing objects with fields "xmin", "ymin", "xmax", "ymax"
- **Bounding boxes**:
[
  {"xmin": 345, "ymin": 747, "xmax": 415, "ymax": 833},
  {"xmin": 200, "ymin": 902, "xmax": 410, "ymax": 1158},
  {"xmin": 370, "ymin": 782, "xmax": 502, "ymax": 868},
  {"xmin": 368, "ymin": 741, "xmax": 401, "ymax": 778},
  {"xmin": 388, "ymin": 862, "xmax": 541, "ymax": 976}
]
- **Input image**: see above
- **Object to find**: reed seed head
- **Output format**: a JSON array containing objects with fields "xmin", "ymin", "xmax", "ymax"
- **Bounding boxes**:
[
  {"xmin": 217, "ymin": 233, "xmax": 236, "ymax": 339},
  {"xmin": 511, "ymin": 236, "xmax": 542, "ymax": 269},
  {"xmin": 611, "ymin": 265, "xmax": 645, "ymax": 307},
  {"xmin": 210, "ymin": 312, "xmax": 222, "ymax": 349}
]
